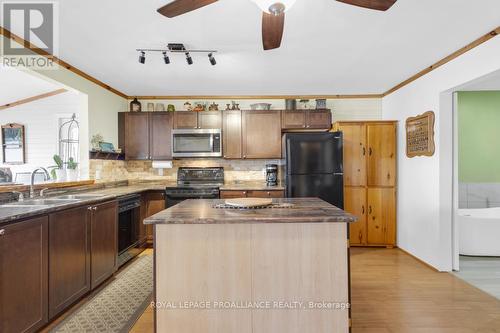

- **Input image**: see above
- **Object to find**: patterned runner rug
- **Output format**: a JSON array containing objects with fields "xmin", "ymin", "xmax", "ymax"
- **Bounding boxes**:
[{"xmin": 51, "ymin": 254, "xmax": 153, "ymax": 333}]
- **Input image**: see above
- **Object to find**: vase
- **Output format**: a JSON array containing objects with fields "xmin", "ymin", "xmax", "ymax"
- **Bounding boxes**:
[
  {"xmin": 66, "ymin": 169, "xmax": 78, "ymax": 181},
  {"xmin": 55, "ymin": 169, "xmax": 66, "ymax": 182}
]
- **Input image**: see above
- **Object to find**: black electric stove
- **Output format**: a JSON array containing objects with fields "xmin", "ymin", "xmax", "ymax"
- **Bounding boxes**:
[{"xmin": 165, "ymin": 167, "xmax": 224, "ymax": 208}]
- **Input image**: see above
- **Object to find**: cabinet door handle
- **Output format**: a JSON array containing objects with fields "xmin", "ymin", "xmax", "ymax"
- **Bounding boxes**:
[
  {"xmin": 87, "ymin": 207, "xmax": 92, "ymax": 211},
  {"xmin": 93, "ymin": 206, "xmax": 97, "ymax": 211},
  {"xmin": 369, "ymin": 147, "xmax": 373, "ymax": 156},
  {"xmin": 362, "ymin": 205, "xmax": 365, "ymax": 214},
  {"xmin": 359, "ymin": 231, "xmax": 363, "ymax": 242},
  {"xmin": 243, "ymin": 155, "xmax": 247, "ymax": 159},
  {"xmin": 267, "ymin": 191, "xmax": 271, "ymax": 196},
  {"xmin": 368, "ymin": 206, "xmax": 372, "ymax": 214},
  {"xmin": 362, "ymin": 147, "xmax": 366, "ymax": 156},
  {"xmin": 0, "ymin": 229, "xmax": 5, "ymax": 236},
  {"xmin": 243, "ymin": 191, "xmax": 247, "ymax": 196}
]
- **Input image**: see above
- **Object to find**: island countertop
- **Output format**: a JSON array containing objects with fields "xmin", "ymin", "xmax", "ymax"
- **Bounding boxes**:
[{"xmin": 144, "ymin": 197, "xmax": 357, "ymax": 225}]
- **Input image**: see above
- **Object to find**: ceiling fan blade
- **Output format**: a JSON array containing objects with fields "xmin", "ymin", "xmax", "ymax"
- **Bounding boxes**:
[
  {"xmin": 157, "ymin": 0, "xmax": 218, "ymax": 18},
  {"xmin": 336, "ymin": 0, "xmax": 397, "ymax": 11},
  {"xmin": 262, "ymin": 12, "xmax": 285, "ymax": 50}
]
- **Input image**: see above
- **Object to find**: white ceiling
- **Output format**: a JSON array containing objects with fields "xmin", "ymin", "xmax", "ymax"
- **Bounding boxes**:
[
  {"xmin": 0, "ymin": 65, "xmax": 62, "ymax": 105},
  {"xmin": 13, "ymin": 0, "xmax": 500, "ymax": 96}
]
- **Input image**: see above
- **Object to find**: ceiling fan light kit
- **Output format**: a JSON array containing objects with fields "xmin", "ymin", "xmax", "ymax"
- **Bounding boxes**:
[
  {"xmin": 252, "ymin": 0, "xmax": 297, "ymax": 14},
  {"xmin": 155, "ymin": 0, "xmax": 397, "ymax": 51}
]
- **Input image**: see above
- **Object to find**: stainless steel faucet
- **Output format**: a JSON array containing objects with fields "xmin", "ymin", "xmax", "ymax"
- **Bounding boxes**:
[
  {"xmin": 30, "ymin": 167, "xmax": 51, "ymax": 199},
  {"xmin": 11, "ymin": 191, "xmax": 24, "ymax": 202}
]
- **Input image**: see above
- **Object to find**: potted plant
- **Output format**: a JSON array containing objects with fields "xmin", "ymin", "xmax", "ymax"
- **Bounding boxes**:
[
  {"xmin": 66, "ymin": 157, "xmax": 78, "ymax": 181},
  {"xmin": 51, "ymin": 155, "xmax": 66, "ymax": 181}
]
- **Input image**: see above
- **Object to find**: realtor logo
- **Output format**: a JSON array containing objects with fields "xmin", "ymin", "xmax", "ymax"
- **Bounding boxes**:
[{"xmin": 1, "ymin": 1, "xmax": 59, "ymax": 69}]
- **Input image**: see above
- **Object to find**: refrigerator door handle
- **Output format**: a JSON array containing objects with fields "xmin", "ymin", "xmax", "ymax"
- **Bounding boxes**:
[{"xmin": 333, "ymin": 173, "xmax": 344, "ymax": 176}]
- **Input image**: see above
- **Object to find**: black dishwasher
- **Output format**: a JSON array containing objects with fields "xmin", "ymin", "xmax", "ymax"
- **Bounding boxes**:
[{"xmin": 117, "ymin": 194, "xmax": 142, "ymax": 267}]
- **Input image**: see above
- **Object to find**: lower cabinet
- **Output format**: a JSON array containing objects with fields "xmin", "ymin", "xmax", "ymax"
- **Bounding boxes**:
[
  {"xmin": 49, "ymin": 206, "xmax": 91, "ymax": 319},
  {"xmin": 220, "ymin": 190, "xmax": 285, "ymax": 199},
  {"xmin": 0, "ymin": 216, "xmax": 49, "ymax": 333},
  {"xmin": 367, "ymin": 188, "xmax": 396, "ymax": 246},
  {"xmin": 90, "ymin": 201, "xmax": 118, "ymax": 289},
  {"xmin": 345, "ymin": 187, "xmax": 367, "ymax": 246},
  {"xmin": 345, "ymin": 186, "xmax": 396, "ymax": 247},
  {"xmin": 144, "ymin": 191, "xmax": 166, "ymax": 243}
]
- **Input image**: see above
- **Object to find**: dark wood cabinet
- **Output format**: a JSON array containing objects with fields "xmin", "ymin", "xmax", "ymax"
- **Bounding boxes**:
[
  {"xmin": 281, "ymin": 109, "xmax": 332, "ymax": 131},
  {"xmin": 150, "ymin": 112, "xmax": 173, "ymax": 160},
  {"xmin": 173, "ymin": 112, "xmax": 198, "ymax": 129},
  {"xmin": 242, "ymin": 110, "xmax": 282, "ymax": 159},
  {"xmin": 119, "ymin": 112, "xmax": 173, "ymax": 160},
  {"xmin": 198, "ymin": 111, "xmax": 222, "ymax": 129},
  {"xmin": 222, "ymin": 110, "xmax": 242, "ymax": 159},
  {"xmin": 90, "ymin": 201, "xmax": 118, "ymax": 290},
  {"xmin": 49, "ymin": 206, "xmax": 91, "ymax": 319},
  {"xmin": 0, "ymin": 217, "xmax": 48, "ymax": 333},
  {"xmin": 174, "ymin": 111, "xmax": 222, "ymax": 129},
  {"xmin": 119, "ymin": 112, "xmax": 150, "ymax": 160},
  {"xmin": 144, "ymin": 191, "xmax": 165, "ymax": 244},
  {"xmin": 306, "ymin": 109, "xmax": 332, "ymax": 129},
  {"xmin": 220, "ymin": 190, "xmax": 284, "ymax": 199}
]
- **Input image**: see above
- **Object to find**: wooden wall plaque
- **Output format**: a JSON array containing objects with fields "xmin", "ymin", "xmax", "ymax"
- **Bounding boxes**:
[{"xmin": 406, "ymin": 111, "xmax": 435, "ymax": 158}]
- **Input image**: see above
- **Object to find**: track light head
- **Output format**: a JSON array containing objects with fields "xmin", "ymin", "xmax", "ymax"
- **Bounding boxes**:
[
  {"xmin": 139, "ymin": 51, "xmax": 146, "ymax": 64},
  {"xmin": 185, "ymin": 52, "xmax": 193, "ymax": 65},
  {"xmin": 163, "ymin": 51, "xmax": 170, "ymax": 64},
  {"xmin": 208, "ymin": 53, "xmax": 216, "ymax": 66}
]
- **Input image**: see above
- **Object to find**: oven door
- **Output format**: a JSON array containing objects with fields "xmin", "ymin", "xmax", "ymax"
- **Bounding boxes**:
[{"xmin": 172, "ymin": 129, "xmax": 222, "ymax": 158}]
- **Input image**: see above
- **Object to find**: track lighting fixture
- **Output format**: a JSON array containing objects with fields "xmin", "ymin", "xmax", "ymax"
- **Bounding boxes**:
[
  {"xmin": 136, "ymin": 44, "xmax": 217, "ymax": 66},
  {"xmin": 208, "ymin": 53, "xmax": 216, "ymax": 66},
  {"xmin": 185, "ymin": 52, "xmax": 193, "ymax": 65},
  {"xmin": 138, "ymin": 51, "xmax": 146, "ymax": 64}
]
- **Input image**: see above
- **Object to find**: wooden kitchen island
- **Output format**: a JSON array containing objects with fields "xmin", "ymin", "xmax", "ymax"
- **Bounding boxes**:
[{"xmin": 144, "ymin": 198, "xmax": 357, "ymax": 333}]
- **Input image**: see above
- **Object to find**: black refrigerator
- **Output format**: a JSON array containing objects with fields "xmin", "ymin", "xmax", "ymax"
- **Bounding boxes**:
[{"xmin": 283, "ymin": 132, "xmax": 344, "ymax": 209}]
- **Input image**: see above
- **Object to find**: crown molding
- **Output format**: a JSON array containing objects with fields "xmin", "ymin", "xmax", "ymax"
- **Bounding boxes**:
[
  {"xmin": 0, "ymin": 88, "xmax": 67, "ymax": 110},
  {"xmin": 383, "ymin": 26, "xmax": 500, "ymax": 97},
  {"xmin": 128, "ymin": 94, "xmax": 383, "ymax": 100}
]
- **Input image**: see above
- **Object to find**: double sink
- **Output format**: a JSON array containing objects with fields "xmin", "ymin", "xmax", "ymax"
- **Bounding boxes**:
[{"xmin": 1, "ymin": 194, "xmax": 107, "ymax": 209}]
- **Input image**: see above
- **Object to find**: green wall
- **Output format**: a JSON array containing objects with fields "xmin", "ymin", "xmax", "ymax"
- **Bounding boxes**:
[{"xmin": 458, "ymin": 91, "xmax": 500, "ymax": 182}]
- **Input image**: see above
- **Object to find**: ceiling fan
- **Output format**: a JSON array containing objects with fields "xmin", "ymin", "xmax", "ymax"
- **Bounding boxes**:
[{"xmin": 157, "ymin": 0, "xmax": 397, "ymax": 50}]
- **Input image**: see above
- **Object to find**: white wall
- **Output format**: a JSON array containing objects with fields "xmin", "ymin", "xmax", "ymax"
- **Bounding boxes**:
[
  {"xmin": 0, "ymin": 91, "xmax": 89, "ymax": 182},
  {"xmin": 382, "ymin": 36, "xmax": 500, "ymax": 271}
]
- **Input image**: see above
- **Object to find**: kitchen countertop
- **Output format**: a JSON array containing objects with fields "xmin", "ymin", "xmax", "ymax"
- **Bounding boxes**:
[
  {"xmin": 0, "ymin": 183, "xmax": 170, "ymax": 226},
  {"xmin": 0, "ymin": 181, "xmax": 285, "ymax": 226},
  {"xmin": 144, "ymin": 197, "xmax": 357, "ymax": 225}
]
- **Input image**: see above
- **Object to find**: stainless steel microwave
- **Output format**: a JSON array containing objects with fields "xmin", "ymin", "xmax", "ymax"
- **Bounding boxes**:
[{"xmin": 171, "ymin": 129, "xmax": 222, "ymax": 158}]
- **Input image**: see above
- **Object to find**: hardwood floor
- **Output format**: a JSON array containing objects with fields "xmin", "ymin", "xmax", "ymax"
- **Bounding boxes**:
[
  {"xmin": 350, "ymin": 248, "xmax": 500, "ymax": 332},
  {"xmin": 130, "ymin": 247, "xmax": 500, "ymax": 332}
]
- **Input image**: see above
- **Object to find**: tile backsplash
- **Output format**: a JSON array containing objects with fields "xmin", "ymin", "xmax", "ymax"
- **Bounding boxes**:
[
  {"xmin": 459, "ymin": 183, "xmax": 500, "ymax": 208},
  {"xmin": 89, "ymin": 159, "xmax": 284, "ymax": 183}
]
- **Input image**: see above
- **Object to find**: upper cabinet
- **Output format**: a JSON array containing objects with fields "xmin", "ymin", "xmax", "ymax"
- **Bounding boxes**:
[
  {"xmin": 222, "ymin": 110, "xmax": 242, "ymax": 159},
  {"xmin": 242, "ymin": 110, "xmax": 282, "ymax": 159},
  {"xmin": 174, "ymin": 111, "xmax": 222, "ymax": 129},
  {"xmin": 119, "ymin": 112, "xmax": 173, "ymax": 160},
  {"xmin": 149, "ymin": 112, "xmax": 173, "ymax": 160},
  {"xmin": 367, "ymin": 123, "xmax": 396, "ymax": 187},
  {"xmin": 340, "ymin": 123, "xmax": 367, "ymax": 187},
  {"xmin": 281, "ymin": 109, "xmax": 332, "ymax": 131}
]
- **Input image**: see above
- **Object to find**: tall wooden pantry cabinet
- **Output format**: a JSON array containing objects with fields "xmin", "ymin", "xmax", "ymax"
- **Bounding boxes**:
[{"xmin": 334, "ymin": 121, "xmax": 397, "ymax": 247}]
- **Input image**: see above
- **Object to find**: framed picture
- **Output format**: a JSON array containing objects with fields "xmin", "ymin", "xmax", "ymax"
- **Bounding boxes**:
[
  {"xmin": 2, "ymin": 123, "xmax": 25, "ymax": 164},
  {"xmin": 99, "ymin": 141, "xmax": 115, "ymax": 153},
  {"xmin": 406, "ymin": 111, "xmax": 435, "ymax": 158}
]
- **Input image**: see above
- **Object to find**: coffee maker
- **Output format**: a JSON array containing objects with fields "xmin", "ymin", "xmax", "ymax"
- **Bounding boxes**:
[{"xmin": 265, "ymin": 164, "xmax": 278, "ymax": 187}]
